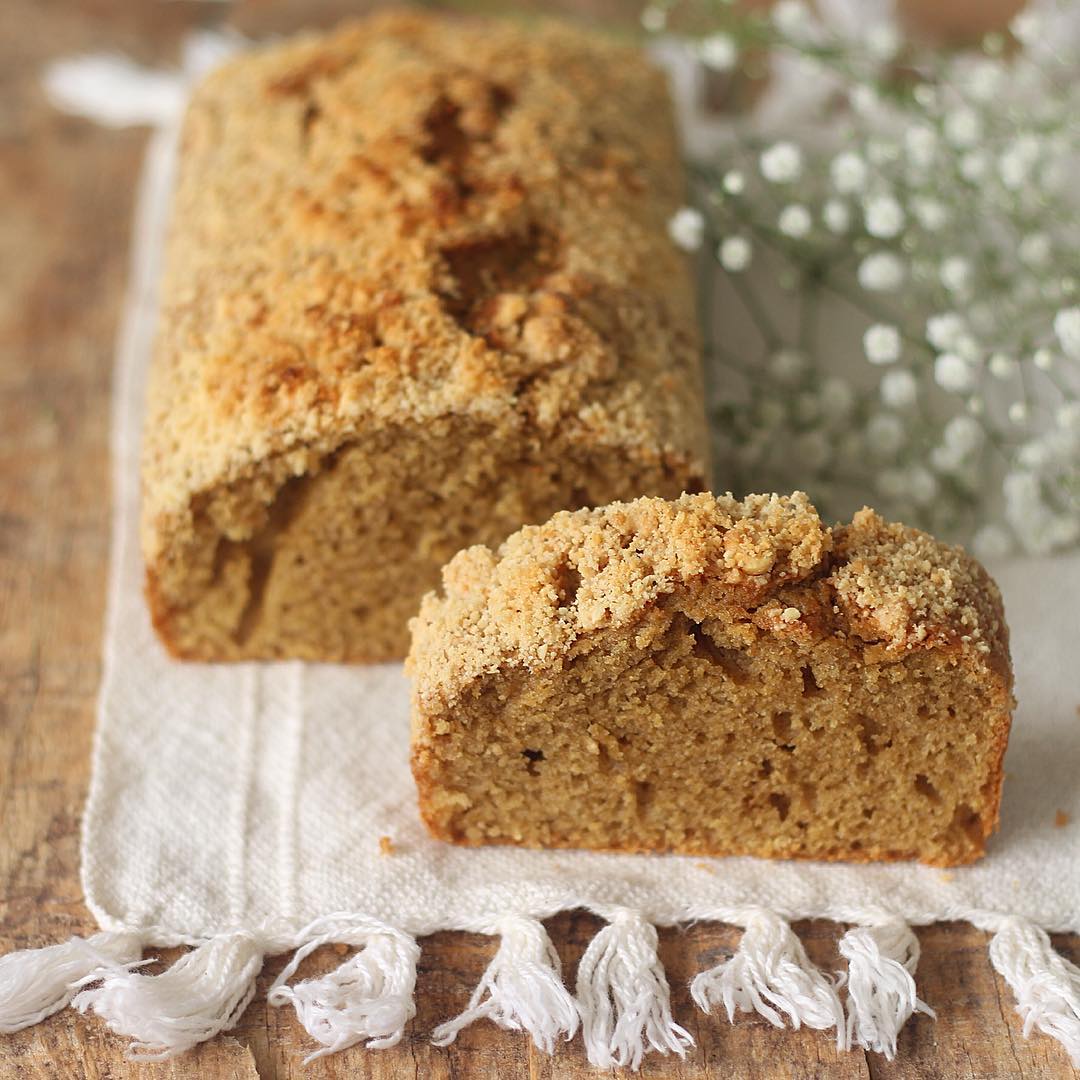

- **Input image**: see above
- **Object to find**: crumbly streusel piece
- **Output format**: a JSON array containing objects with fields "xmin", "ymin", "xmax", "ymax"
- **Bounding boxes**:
[
  {"xmin": 141, "ymin": 12, "xmax": 707, "ymax": 661},
  {"xmin": 409, "ymin": 492, "xmax": 1014, "ymax": 866}
]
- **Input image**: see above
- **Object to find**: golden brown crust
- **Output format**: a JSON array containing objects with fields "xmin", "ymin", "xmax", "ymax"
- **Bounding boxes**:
[
  {"xmin": 141, "ymin": 11, "xmax": 708, "ymax": 660},
  {"xmin": 413, "ymin": 819, "xmax": 988, "ymax": 868},
  {"xmin": 408, "ymin": 492, "xmax": 1015, "ymax": 866}
]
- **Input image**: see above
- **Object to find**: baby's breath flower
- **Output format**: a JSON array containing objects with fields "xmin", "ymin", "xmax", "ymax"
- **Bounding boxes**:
[
  {"xmin": 911, "ymin": 197, "xmax": 948, "ymax": 231},
  {"xmin": 940, "ymin": 256, "xmax": 972, "ymax": 294},
  {"xmin": 863, "ymin": 323, "xmax": 901, "ymax": 365},
  {"xmin": 772, "ymin": 0, "xmax": 812, "ymax": 38},
  {"xmin": 973, "ymin": 524, "xmax": 1013, "ymax": 560},
  {"xmin": 904, "ymin": 125, "xmax": 937, "ymax": 170},
  {"xmin": 934, "ymin": 352, "xmax": 975, "ymax": 393},
  {"xmin": 866, "ymin": 137, "xmax": 898, "ymax": 167},
  {"xmin": 699, "ymin": 33, "xmax": 737, "ymax": 71},
  {"xmin": 989, "ymin": 353, "xmax": 1016, "ymax": 379},
  {"xmin": 943, "ymin": 415, "xmax": 983, "ymax": 455},
  {"xmin": 640, "ymin": 5, "xmax": 667, "ymax": 32},
  {"xmin": 954, "ymin": 332, "xmax": 981, "ymax": 363},
  {"xmin": 865, "ymin": 23, "xmax": 899, "ymax": 61},
  {"xmin": 757, "ymin": 399, "xmax": 787, "ymax": 429},
  {"xmin": 822, "ymin": 199, "xmax": 850, "ymax": 233},
  {"xmin": 881, "ymin": 369, "xmax": 917, "ymax": 408},
  {"xmin": 959, "ymin": 150, "xmax": 989, "ymax": 182},
  {"xmin": 794, "ymin": 430, "xmax": 831, "ymax": 471},
  {"xmin": 830, "ymin": 151, "xmax": 868, "ymax": 194},
  {"xmin": 1019, "ymin": 233, "xmax": 1051, "ymax": 267},
  {"xmin": 768, "ymin": 347, "xmax": 806, "ymax": 383},
  {"xmin": 777, "ymin": 203, "xmax": 812, "ymax": 238},
  {"xmin": 863, "ymin": 194, "xmax": 905, "ymax": 238},
  {"xmin": 722, "ymin": 170, "xmax": 745, "ymax": 196},
  {"xmin": 1047, "ymin": 517, "xmax": 1080, "ymax": 550},
  {"xmin": 852, "ymin": 87, "xmax": 881, "ymax": 120},
  {"xmin": 819, "ymin": 377, "xmax": 855, "ymax": 421},
  {"xmin": 907, "ymin": 465, "xmax": 939, "ymax": 505},
  {"xmin": 668, "ymin": 206, "xmax": 704, "ymax": 251},
  {"xmin": 657, "ymin": 1, "xmax": 1080, "ymax": 552},
  {"xmin": 1054, "ymin": 307, "xmax": 1080, "ymax": 359},
  {"xmin": 1010, "ymin": 10, "xmax": 1042, "ymax": 46},
  {"xmin": 1057, "ymin": 402, "xmax": 1080, "ymax": 430},
  {"xmin": 857, "ymin": 251, "xmax": 905, "ymax": 292},
  {"xmin": 998, "ymin": 135, "xmax": 1041, "ymax": 190},
  {"xmin": 964, "ymin": 60, "xmax": 1004, "ymax": 103},
  {"xmin": 760, "ymin": 141, "xmax": 803, "ymax": 183},
  {"xmin": 944, "ymin": 106, "xmax": 982, "ymax": 148},
  {"xmin": 931, "ymin": 443, "xmax": 964, "ymax": 473},
  {"xmin": 718, "ymin": 235, "xmax": 752, "ymax": 272},
  {"xmin": 1017, "ymin": 436, "xmax": 1061, "ymax": 471},
  {"xmin": 878, "ymin": 467, "xmax": 908, "ymax": 498},
  {"xmin": 1003, "ymin": 468, "xmax": 1039, "ymax": 506},
  {"xmin": 912, "ymin": 84, "xmax": 937, "ymax": 109},
  {"xmin": 866, "ymin": 413, "xmax": 905, "ymax": 455},
  {"xmin": 926, "ymin": 312, "xmax": 965, "ymax": 351}
]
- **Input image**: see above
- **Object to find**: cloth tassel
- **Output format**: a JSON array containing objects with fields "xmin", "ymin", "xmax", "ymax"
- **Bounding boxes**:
[
  {"xmin": 432, "ymin": 915, "xmax": 578, "ymax": 1053},
  {"xmin": 42, "ymin": 30, "xmax": 242, "ymax": 130},
  {"xmin": 267, "ymin": 914, "xmax": 418, "ymax": 1061},
  {"xmin": 576, "ymin": 909, "xmax": 693, "ymax": 1070},
  {"xmin": 0, "ymin": 932, "xmax": 144, "ymax": 1034},
  {"xmin": 72, "ymin": 931, "xmax": 263, "ymax": 1060},
  {"xmin": 838, "ymin": 918, "xmax": 935, "ymax": 1057},
  {"xmin": 989, "ymin": 917, "xmax": 1080, "ymax": 1067},
  {"xmin": 691, "ymin": 909, "xmax": 844, "ymax": 1043}
]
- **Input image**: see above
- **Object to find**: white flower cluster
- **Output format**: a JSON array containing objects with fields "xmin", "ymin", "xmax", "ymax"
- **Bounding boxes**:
[{"xmin": 658, "ymin": 0, "xmax": 1080, "ymax": 556}]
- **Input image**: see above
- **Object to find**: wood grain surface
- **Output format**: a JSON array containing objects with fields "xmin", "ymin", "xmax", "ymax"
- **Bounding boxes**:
[{"xmin": 0, "ymin": 1, "xmax": 1076, "ymax": 1077}]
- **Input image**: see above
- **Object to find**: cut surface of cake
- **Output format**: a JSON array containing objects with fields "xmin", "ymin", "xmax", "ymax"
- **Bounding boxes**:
[
  {"xmin": 141, "ymin": 12, "xmax": 707, "ymax": 662},
  {"xmin": 409, "ymin": 492, "xmax": 1014, "ymax": 866}
]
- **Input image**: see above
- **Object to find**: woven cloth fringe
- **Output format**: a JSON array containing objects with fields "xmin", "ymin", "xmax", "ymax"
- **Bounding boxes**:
[{"xmin": 3, "ymin": 909, "xmax": 1079, "ymax": 1068}]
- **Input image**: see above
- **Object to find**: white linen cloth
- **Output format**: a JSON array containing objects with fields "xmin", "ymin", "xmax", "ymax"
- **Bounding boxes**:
[{"xmin": 0, "ymin": 26, "xmax": 1077, "ymax": 1071}]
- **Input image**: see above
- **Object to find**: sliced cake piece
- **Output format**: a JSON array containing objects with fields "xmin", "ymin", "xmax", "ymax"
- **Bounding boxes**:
[{"xmin": 408, "ymin": 492, "xmax": 1014, "ymax": 866}]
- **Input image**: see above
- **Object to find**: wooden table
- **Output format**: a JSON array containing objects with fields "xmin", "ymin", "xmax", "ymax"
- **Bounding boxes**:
[{"xmin": 1, "ymin": 1, "xmax": 1075, "ymax": 1076}]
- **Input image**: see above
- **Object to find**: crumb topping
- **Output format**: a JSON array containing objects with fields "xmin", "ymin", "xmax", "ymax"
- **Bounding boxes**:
[
  {"xmin": 408, "ymin": 492, "xmax": 1011, "ymax": 713},
  {"xmin": 831, "ymin": 508, "xmax": 1008, "ymax": 660},
  {"xmin": 141, "ymin": 12, "xmax": 706, "ymax": 559}
]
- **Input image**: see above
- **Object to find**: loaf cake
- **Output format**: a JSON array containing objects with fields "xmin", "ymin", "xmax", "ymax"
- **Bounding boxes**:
[
  {"xmin": 409, "ymin": 492, "xmax": 1014, "ymax": 866},
  {"xmin": 141, "ymin": 12, "xmax": 708, "ymax": 661}
]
